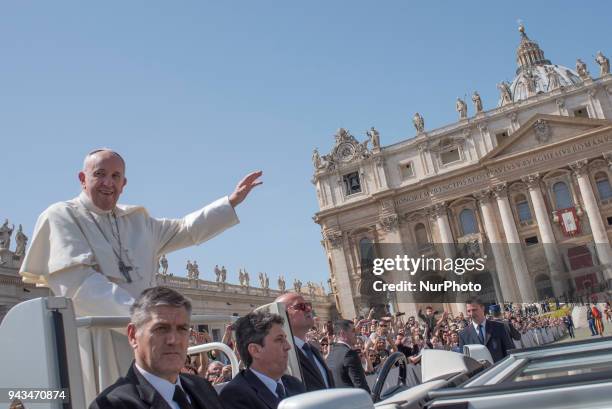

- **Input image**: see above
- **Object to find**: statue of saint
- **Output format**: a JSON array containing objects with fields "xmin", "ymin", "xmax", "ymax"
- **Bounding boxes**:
[
  {"xmin": 221, "ymin": 265, "xmax": 227, "ymax": 283},
  {"xmin": 412, "ymin": 112, "xmax": 425, "ymax": 133},
  {"xmin": 0, "ymin": 219, "xmax": 14, "ymax": 250},
  {"xmin": 456, "ymin": 97, "xmax": 467, "ymax": 119},
  {"xmin": 239, "ymin": 268, "xmax": 245, "ymax": 286},
  {"xmin": 576, "ymin": 58, "xmax": 590, "ymax": 80},
  {"xmin": 14, "ymin": 225, "xmax": 28, "ymax": 257},
  {"xmin": 264, "ymin": 273, "xmax": 269, "ymax": 289},
  {"xmin": 294, "ymin": 279, "xmax": 302, "ymax": 293},
  {"xmin": 192, "ymin": 261, "xmax": 200, "ymax": 279},
  {"xmin": 258, "ymin": 272, "xmax": 265, "ymax": 288},
  {"xmin": 497, "ymin": 81, "xmax": 512, "ymax": 106},
  {"xmin": 185, "ymin": 260, "xmax": 193, "ymax": 279},
  {"xmin": 159, "ymin": 254, "xmax": 168, "ymax": 275},
  {"xmin": 595, "ymin": 51, "xmax": 610, "ymax": 76},
  {"xmin": 545, "ymin": 66, "xmax": 561, "ymax": 91},
  {"xmin": 367, "ymin": 127, "xmax": 380, "ymax": 149},
  {"xmin": 472, "ymin": 91, "xmax": 483, "ymax": 113},
  {"xmin": 214, "ymin": 265, "xmax": 221, "ymax": 282},
  {"xmin": 523, "ymin": 69, "xmax": 537, "ymax": 93},
  {"xmin": 278, "ymin": 275, "xmax": 286, "ymax": 292},
  {"xmin": 312, "ymin": 149, "xmax": 322, "ymax": 169},
  {"xmin": 243, "ymin": 269, "xmax": 250, "ymax": 287}
]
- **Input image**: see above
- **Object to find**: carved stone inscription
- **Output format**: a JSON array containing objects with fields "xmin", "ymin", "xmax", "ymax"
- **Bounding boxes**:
[{"xmin": 395, "ymin": 132, "xmax": 612, "ymax": 206}]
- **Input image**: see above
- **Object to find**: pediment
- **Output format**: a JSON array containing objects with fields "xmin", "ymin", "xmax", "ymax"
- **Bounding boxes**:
[{"xmin": 482, "ymin": 114, "xmax": 612, "ymax": 162}]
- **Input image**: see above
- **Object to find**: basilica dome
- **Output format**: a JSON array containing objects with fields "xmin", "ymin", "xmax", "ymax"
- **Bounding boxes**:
[{"xmin": 499, "ymin": 25, "xmax": 582, "ymax": 106}]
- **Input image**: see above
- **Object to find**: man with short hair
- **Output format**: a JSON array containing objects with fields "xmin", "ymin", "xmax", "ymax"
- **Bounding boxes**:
[
  {"xmin": 219, "ymin": 311, "xmax": 305, "ymax": 409},
  {"xmin": 326, "ymin": 319, "xmax": 370, "ymax": 393},
  {"xmin": 275, "ymin": 292, "xmax": 334, "ymax": 391},
  {"xmin": 90, "ymin": 286, "xmax": 223, "ymax": 409},
  {"xmin": 459, "ymin": 297, "xmax": 514, "ymax": 363}
]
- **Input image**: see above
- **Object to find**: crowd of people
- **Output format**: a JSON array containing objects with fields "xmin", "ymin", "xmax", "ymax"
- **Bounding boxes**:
[{"xmin": 181, "ymin": 300, "xmax": 574, "ymax": 384}]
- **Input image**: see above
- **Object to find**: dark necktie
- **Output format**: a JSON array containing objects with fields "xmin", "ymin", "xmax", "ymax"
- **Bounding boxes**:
[
  {"xmin": 275, "ymin": 382, "xmax": 287, "ymax": 400},
  {"xmin": 302, "ymin": 343, "xmax": 317, "ymax": 367},
  {"xmin": 478, "ymin": 324, "xmax": 484, "ymax": 344},
  {"xmin": 303, "ymin": 343, "xmax": 328, "ymax": 387},
  {"xmin": 173, "ymin": 385, "xmax": 194, "ymax": 409}
]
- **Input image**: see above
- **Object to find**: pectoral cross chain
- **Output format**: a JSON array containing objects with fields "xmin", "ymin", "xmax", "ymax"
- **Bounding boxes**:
[{"xmin": 119, "ymin": 260, "xmax": 133, "ymax": 283}]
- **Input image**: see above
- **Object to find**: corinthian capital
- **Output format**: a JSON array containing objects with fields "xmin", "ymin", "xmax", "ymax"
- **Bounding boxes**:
[
  {"xmin": 379, "ymin": 214, "xmax": 399, "ymax": 232},
  {"xmin": 492, "ymin": 183, "xmax": 508, "ymax": 199},
  {"xmin": 473, "ymin": 189, "xmax": 493, "ymax": 205},
  {"xmin": 428, "ymin": 202, "xmax": 448, "ymax": 219},
  {"xmin": 521, "ymin": 173, "xmax": 541, "ymax": 190},
  {"xmin": 603, "ymin": 152, "xmax": 612, "ymax": 170},
  {"xmin": 570, "ymin": 159, "xmax": 589, "ymax": 177},
  {"xmin": 323, "ymin": 228, "xmax": 344, "ymax": 249}
]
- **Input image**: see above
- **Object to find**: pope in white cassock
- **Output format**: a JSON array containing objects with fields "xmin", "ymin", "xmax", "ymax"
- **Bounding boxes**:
[{"xmin": 19, "ymin": 148, "xmax": 263, "ymax": 403}]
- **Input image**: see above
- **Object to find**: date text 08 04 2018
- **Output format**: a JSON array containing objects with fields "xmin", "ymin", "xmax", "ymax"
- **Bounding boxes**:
[{"xmin": 2, "ymin": 388, "xmax": 69, "ymax": 403}]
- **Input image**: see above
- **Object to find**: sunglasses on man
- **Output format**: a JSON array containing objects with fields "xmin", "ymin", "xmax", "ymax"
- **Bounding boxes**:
[{"xmin": 289, "ymin": 302, "xmax": 313, "ymax": 312}]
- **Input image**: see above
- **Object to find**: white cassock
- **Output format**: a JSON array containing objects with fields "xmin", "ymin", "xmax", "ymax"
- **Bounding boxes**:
[{"xmin": 19, "ymin": 191, "xmax": 239, "ymax": 403}]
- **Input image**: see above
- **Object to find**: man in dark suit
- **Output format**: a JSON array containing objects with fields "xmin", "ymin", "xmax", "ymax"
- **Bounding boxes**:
[
  {"xmin": 90, "ymin": 286, "xmax": 224, "ymax": 409},
  {"xmin": 326, "ymin": 319, "xmax": 370, "ymax": 393},
  {"xmin": 459, "ymin": 297, "xmax": 515, "ymax": 363},
  {"xmin": 275, "ymin": 293, "xmax": 334, "ymax": 391},
  {"xmin": 219, "ymin": 310, "xmax": 305, "ymax": 409}
]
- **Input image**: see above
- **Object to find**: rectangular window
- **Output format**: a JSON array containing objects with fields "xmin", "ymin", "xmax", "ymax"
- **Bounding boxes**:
[
  {"xmin": 517, "ymin": 201, "xmax": 532, "ymax": 222},
  {"xmin": 573, "ymin": 107, "xmax": 589, "ymax": 118},
  {"xmin": 440, "ymin": 148, "xmax": 461, "ymax": 165},
  {"xmin": 212, "ymin": 328, "xmax": 221, "ymax": 342},
  {"xmin": 525, "ymin": 236, "xmax": 539, "ymax": 246},
  {"xmin": 607, "ymin": 216, "xmax": 612, "ymax": 226},
  {"xmin": 596, "ymin": 179, "xmax": 612, "ymax": 201},
  {"xmin": 400, "ymin": 162, "xmax": 414, "ymax": 180},
  {"xmin": 343, "ymin": 172, "xmax": 362, "ymax": 195},
  {"xmin": 496, "ymin": 130, "xmax": 509, "ymax": 145}
]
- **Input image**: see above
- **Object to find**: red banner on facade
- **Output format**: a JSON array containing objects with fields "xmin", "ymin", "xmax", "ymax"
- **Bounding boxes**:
[{"xmin": 557, "ymin": 207, "xmax": 581, "ymax": 237}]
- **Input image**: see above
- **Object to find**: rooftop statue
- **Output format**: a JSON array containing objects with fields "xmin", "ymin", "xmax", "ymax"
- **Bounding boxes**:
[
  {"xmin": 14, "ymin": 224, "xmax": 28, "ymax": 257},
  {"xmin": 576, "ymin": 58, "xmax": 590, "ymax": 80},
  {"xmin": 472, "ymin": 91, "xmax": 483, "ymax": 113},
  {"xmin": 413, "ymin": 112, "xmax": 425, "ymax": 133},
  {"xmin": 497, "ymin": 81, "xmax": 513, "ymax": 106},
  {"xmin": 0, "ymin": 219, "xmax": 14, "ymax": 250},
  {"xmin": 312, "ymin": 148, "xmax": 322, "ymax": 169},
  {"xmin": 545, "ymin": 66, "xmax": 561, "ymax": 91},
  {"xmin": 595, "ymin": 51, "xmax": 610, "ymax": 76},
  {"xmin": 158, "ymin": 254, "xmax": 168, "ymax": 275},
  {"xmin": 456, "ymin": 98, "xmax": 467, "ymax": 119},
  {"xmin": 367, "ymin": 127, "xmax": 380, "ymax": 150}
]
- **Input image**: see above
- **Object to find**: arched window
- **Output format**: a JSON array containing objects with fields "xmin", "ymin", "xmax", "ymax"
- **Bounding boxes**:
[
  {"xmin": 595, "ymin": 172, "xmax": 612, "ymax": 201},
  {"xmin": 552, "ymin": 181, "xmax": 573, "ymax": 210},
  {"xmin": 414, "ymin": 223, "xmax": 429, "ymax": 248},
  {"xmin": 459, "ymin": 208, "xmax": 478, "ymax": 235},
  {"xmin": 359, "ymin": 238, "xmax": 375, "ymax": 273},
  {"xmin": 514, "ymin": 194, "xmax": 532, "ymax": 222}
]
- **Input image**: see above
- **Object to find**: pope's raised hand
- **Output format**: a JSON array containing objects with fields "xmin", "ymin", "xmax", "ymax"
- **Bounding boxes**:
[{"xmin": 229, "ymin": 170, "xmax": 263, "ymax": 207}]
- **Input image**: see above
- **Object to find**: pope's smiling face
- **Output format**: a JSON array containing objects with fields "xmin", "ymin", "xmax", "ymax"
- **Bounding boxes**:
[
  {"xmin": 79, "ymin": 150, "xmax": 127, "ymax": 211},
  {"xmin": 128, "ymin": 305, "xmax": 190, "ymax": 383}
]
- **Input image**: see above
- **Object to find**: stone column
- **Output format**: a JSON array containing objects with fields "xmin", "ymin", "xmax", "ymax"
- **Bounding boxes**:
[
  {"xmin": 522, "ymin": 173, "xmax": 567, "ymax": 296},
  {"xmin": 430, "ymin": 203, "xmax": 455, "ymax": 258},
  {"xmin": 475, "ymin": 190, "xmax": 517, "ymax": 303},
  {"xmin": 493, "ymin": 183, "xmax": 536, "ymax": 302},
  {"xmin": 378, "ymin": 212, "xmax": 418, "ymax": 317},
  {"xmin": 324, "ymin": 229, "xmax": 357, "ymax": 318},
  {"xmin": 570, "ymin": 160, "xmax": 612, "ymax": 282}
]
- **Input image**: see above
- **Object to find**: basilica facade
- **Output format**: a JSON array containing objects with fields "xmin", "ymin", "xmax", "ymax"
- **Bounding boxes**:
[{"xmin": 313, "ymin": 26, "xmax": 612, "ymax": 319}]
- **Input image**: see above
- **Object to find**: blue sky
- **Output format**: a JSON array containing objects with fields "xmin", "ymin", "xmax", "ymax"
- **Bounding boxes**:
[{"xmin": 2, "ymin": 2, "xmax": 611, "ymax": 289}]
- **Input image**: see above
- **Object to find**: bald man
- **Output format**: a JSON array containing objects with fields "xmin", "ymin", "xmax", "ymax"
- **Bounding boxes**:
[
  {"xmin": 21, "ymin": 148, "xmax": 262, "ymax": 316},
  {"xmin": 275, "ymin": 292, "xmax": 334, "ymax": 391}
]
